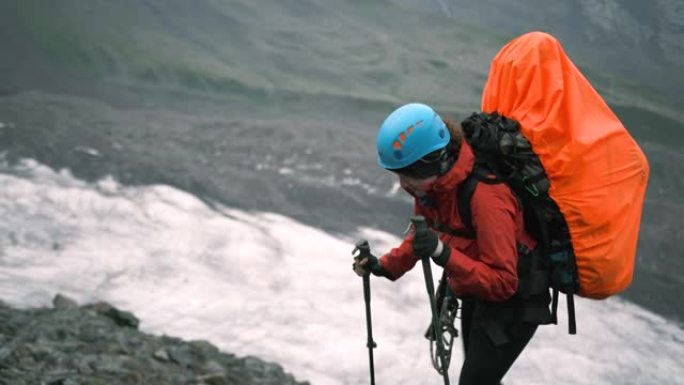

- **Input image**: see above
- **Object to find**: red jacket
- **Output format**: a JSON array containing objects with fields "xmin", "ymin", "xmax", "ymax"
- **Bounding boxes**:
[{"xmin": 379, "ymin": 141, "xmax": 537, "ymax": 302}]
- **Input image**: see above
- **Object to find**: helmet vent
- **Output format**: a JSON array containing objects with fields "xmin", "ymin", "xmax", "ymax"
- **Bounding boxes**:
[{"xmin": 393, "ymin": 120, "xmax": 423, "ymax": 150}]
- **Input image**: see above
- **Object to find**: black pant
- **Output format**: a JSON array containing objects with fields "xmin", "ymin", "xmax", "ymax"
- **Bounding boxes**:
[{"xmin": 458, "ymin": 298, "xmax": 538, "ymax": 385}]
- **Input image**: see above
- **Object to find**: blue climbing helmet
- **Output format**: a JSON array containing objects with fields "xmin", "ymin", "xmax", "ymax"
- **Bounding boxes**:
[{"xmin": 376, "ymin": 103, "xmax": 450, "ymax": 173}]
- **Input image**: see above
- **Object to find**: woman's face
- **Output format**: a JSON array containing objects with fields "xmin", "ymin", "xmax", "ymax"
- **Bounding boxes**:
[{"xmin": 398, "ymin": 174, "xmax": 438, "ymax": 197}]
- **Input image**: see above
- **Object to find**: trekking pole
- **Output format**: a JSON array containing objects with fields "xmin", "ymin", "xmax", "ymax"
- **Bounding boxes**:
[
  {"xmin": 411, "ymin": 216, "xmax": 451, "ymax": 385},
  {"xmin": 353, "ymin": 239, "xmax": 377, "ymax": 385}
]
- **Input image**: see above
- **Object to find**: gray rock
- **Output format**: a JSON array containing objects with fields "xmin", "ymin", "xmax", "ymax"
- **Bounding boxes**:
[
  {"xmin": 202, "ymin": 360, "xmax": 226, "ymax": 374},
  {"xmin": 52, "ymin": 294, "xmax": 78, "ymax": 310},
  {"xmin": 88, "ymin": 302, "xmax": 140, "ymax": 329},
  {"xmin": 153, "ymin": 348, "xmax": 170, "ymax": 362},
  {"xmin": 191, "ymin": 339, "xmax": 220, "ymax": 356},
  {"xmin": 0, "ymin": 298, "xmax": 309, "ymax": 385},
  {"xmin": 168, "ymin": 345, "xmax": 197, "ymax": 367},
  {"xmin": 195, "ymin": 372, "xmax": 229, "ymax": 385}
]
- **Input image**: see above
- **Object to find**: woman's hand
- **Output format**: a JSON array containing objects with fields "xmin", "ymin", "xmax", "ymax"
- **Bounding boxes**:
[
  {"xmin": 412, "ymin": 226, "xmax": 451, "ymax": 266},
  {"xmin": 353, "ymin": 254, "xmax": 380, "ymax": 277}
]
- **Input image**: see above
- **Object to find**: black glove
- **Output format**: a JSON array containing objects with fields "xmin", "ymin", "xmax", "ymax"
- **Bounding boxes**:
[
  {"xmin": 412, "ymin": 226, "xmax": 451, "ymax": 266},
  {"xmin": 355, "ymin": 255, "xmax": 391, "ymax": 278},
  {"xmin": 353, "ymin": 253, "xmax": 378, "ymax": 275},
  {"xmin": 352, "ymin": 245, "xmax": 392, "ymax": 278}
]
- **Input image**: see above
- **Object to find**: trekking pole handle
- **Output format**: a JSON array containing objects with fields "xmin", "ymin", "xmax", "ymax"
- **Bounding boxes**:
[
  {"xmin": 352, "ymin": 240, "xmax": 372, "ymax": 276},
  {"xmin": 353, "ymin": 239, "xmax": 372, "ymax": 259},
  {"xmin": 352, "ymin": 239, "xmax": 373, "ymax": 302},
  {"xmin": 410, "ymin": 216, "xmax": 428, "ymax": 233}
]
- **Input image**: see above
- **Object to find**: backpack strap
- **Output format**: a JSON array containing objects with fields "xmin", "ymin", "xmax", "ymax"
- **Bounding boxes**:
[
  {"xmin": 434, "ymin": 165, "xmax": 502, "ymax": 239},
  {"xmin": 430, "ymin": 169, "xmax": 480, "ymax": 239},
  {"xmin": 456, "ymin": 171, "xmax": 479, "ymax": 238}
]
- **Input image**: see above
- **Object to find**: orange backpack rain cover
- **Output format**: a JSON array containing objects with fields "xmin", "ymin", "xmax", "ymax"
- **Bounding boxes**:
[{"xmin": 481, "ymin": 32, "xmax": 650, "ymax": 299}]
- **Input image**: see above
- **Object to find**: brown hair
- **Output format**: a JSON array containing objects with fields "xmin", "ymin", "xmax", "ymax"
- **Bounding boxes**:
[
  {"xmin": 444, "ymin": 118, "xmax": 463, "ymax": 143},
  {"xmin": 443, "ymin": 116, "xmax": 463, "ymax": 157}
]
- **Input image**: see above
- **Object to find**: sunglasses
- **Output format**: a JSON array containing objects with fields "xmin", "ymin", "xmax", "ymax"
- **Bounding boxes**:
[{"xmin": 388, "ymin": 148, "xmax": 446, "ymax": 179}]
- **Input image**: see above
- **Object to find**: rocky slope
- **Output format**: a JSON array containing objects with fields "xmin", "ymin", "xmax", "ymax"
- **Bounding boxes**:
[{"xmin": 0, "ymin": 295, "xmax": 309, "ymax": 385}]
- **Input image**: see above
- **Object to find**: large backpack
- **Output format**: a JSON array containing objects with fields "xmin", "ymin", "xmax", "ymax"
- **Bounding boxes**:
[{"xmin": 449, "ymin": 32, "xmax": 649, "ymax": 334}]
